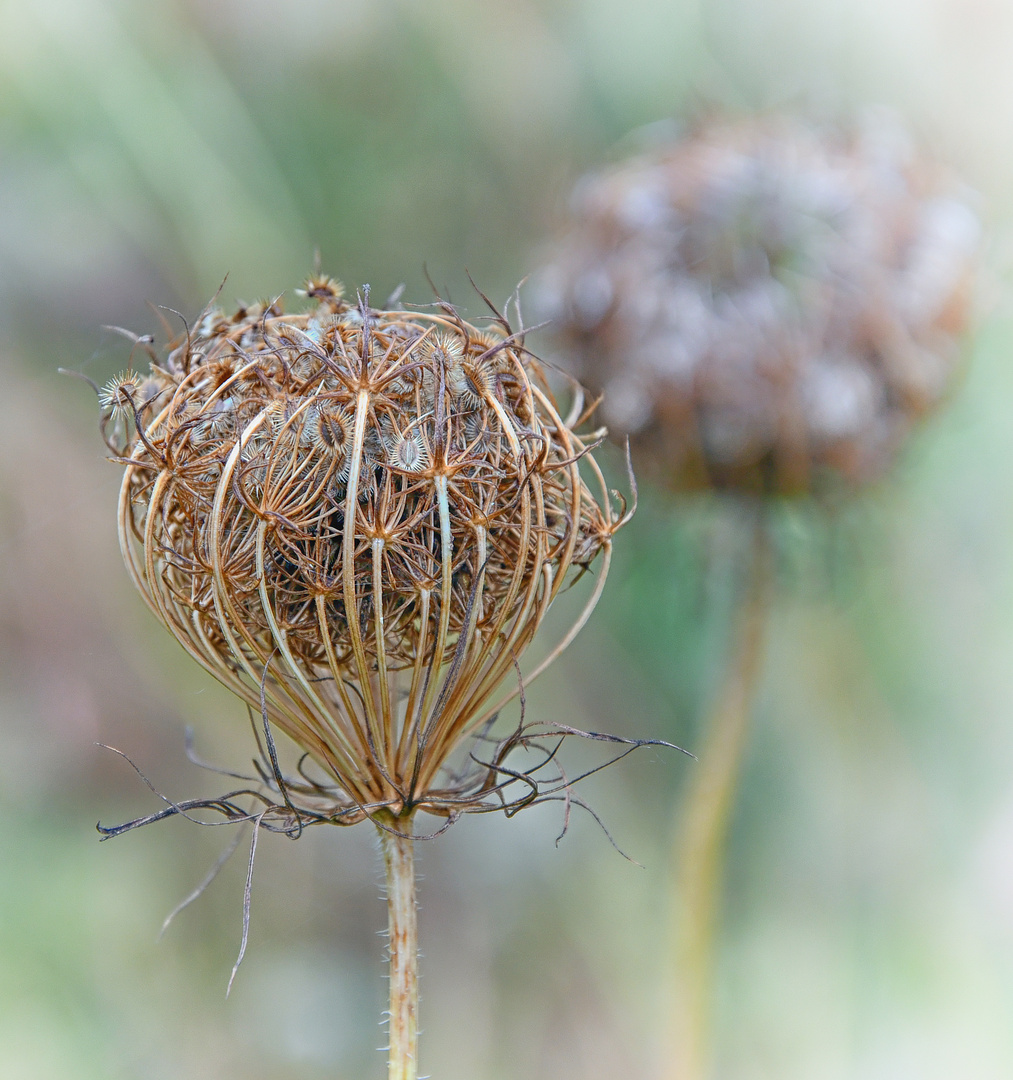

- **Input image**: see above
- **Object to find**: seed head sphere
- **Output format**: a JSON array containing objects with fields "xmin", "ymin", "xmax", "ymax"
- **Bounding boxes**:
[
  {"xmin": 537, "ymin": 114, "xmax": 980, "ymax": 494},
  {"xmin": 107, "ymin": 280, "xmax": 623, "ymax": 822}
]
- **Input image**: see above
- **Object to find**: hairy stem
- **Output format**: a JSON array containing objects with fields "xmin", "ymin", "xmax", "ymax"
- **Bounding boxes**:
[
  {"xmin": 378, "ymin": 813, "xmax": 418, "ymax": 1080},
  {"xmin": 667, "ymin": 513, "xmax": 770, "ymax": 1080}
]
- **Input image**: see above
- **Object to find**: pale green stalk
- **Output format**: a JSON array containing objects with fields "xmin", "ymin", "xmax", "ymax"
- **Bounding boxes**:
[
  {"xmin": 378, "ymin": 814, "xmax": 418, "ymax": 1080},
  {"xmin": 667, "ymin": 515, "xmax": 770, "ymax": 1080}
]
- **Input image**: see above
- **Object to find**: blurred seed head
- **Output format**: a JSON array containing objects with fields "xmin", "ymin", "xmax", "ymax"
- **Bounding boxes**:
[
  {"xmin": 104, "ymin": 281, "xmax": 627, "ymax": 824},
  {"xmin": 536, "ymin": 112, "xmax": 980, "ymax": 494},
  {"xmin": 296, "ymin": 273, "xmax": 345, "ymax": 307}
]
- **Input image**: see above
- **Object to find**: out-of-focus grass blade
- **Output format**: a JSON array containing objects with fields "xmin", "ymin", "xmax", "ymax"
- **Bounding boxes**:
[{"xmin": 0, "ymin": 0, "xmax": 311, "ymax": 298}]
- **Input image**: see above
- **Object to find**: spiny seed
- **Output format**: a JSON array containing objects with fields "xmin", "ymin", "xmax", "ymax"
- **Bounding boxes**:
[
  {"xmin": 425, "ymin": 332, "xmax": 465, "ymax": 368},
  {"xmin": 205, "ymin": 397, "xmax": 234, "ymax": 435},
  {"xmin": 205, "ymin": 357, "xmax": 237, "ymax": 388},
  {"xmin": 99, "ymin": 372, "xmax": 143, "ymax": 416},
  {"xmin": 469, "ymin": 332, "xmax": 513, "ymax": 372},
  {"xmin": 388, "ymin": 432, "xmax": 427, "ymax": 472},
  {"xmin": 239, "ymin": 438, "xmax": 270, "ymax": 495},
  {"xmin": 309, "ymin": 405, "xmax": 352, "ymax": 456},
  {"xmin": 454, "ymin": 360, "xmax": 495, "ymax": 407},
  {"xmin": 298, "ymin": 274, "xmax": 345, "ymax": 305}
]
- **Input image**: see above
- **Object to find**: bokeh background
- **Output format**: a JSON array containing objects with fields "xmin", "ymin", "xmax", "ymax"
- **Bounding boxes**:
[{"xmin": 3, "ymin": 0, "xmax": 1013, "ymax": 1077}]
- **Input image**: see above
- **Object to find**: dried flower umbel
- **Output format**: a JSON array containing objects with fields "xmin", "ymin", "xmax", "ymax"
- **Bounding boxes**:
[
  {"xmin": 538, "ymin": 113, "xmax": 979, "ymax": 494},
  {"xmin": 538, "ymin": 113, "xmax": 979, "ymax": 1080},
  {"xmin": 97, "ymin": 278, "xmax": 634, "ymax": 1080}
]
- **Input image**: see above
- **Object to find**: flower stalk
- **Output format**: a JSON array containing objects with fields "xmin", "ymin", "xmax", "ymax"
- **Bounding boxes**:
[
  {"xmin": 379, "ymin": 813, "xmax": 418, "ymax": 1080},
  {"xmin": 668, "ymin": 513, "xmax": 770, "ymax": 1080}
]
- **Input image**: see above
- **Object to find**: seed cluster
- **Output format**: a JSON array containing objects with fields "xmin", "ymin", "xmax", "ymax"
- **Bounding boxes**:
[
  {"xmin": 108, "ymin": 279, "xmax": 623, "ymax": 822},
  {"xmin": 537, "ymin": 114, "xmax": 979, "ymax": 493}
]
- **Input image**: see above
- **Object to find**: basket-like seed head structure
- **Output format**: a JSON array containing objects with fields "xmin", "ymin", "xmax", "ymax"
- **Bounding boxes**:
[
  {"xmin": 107, "ymin": 283, "xmax": 624, "ymax": 824},
  {"xmin": 537, "ymin": 114, "xmax": 980, "ymax": 494}
]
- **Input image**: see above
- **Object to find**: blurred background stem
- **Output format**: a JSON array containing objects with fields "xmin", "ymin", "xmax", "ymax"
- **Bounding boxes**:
[
  {"xmin": 379, "ymin": 813, "xmax": 419, "ymax": 1080},
  {"xmin": 667, "ymin": 508, "xmax": 771, "ymax": 1080}
]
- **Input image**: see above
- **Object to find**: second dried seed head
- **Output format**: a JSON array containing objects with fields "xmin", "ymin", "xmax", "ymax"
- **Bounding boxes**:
[{"xmin": 538, "ymin": 113, "xmax": 979, "ymax": 494}]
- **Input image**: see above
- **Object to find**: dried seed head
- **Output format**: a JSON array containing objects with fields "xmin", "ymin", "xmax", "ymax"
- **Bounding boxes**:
[
  {"xmin": 537, "ymin": 112, "xmax": 979, "ymax": 494},
  {"xmin": 110, "ymin": 281, "xmax": 626, "ymax": 824},
  {"xmin": 454, "ymin": 357, "xmax": 497, "ymax": 408},
  {"xmin": 425, "ymin": 331, "xmax": 465, "ymax": 368},
  {"xmin": 387, "ymin": 429, "xmax": 428, "ymax": 473},
  {"xmin": 99, "ymin": 371, "xmax": 144, "ymax": 416},
  {"xmin": 308, "ymin": 403, "xmax": 353, "ymax": 459}
]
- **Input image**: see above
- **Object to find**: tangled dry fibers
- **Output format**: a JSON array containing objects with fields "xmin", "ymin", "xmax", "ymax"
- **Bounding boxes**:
[
  {"xmin": 102, "ymin": 279, "xmax": 632, "ymax": 831},
  {"xmin": 537, "ymin": 113, "xmax": 979, "ymax": 494}
]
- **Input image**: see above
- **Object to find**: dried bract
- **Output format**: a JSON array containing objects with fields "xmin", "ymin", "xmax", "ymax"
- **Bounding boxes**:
[
  {"xmin": 106, "ymin": 285, "xmax": 627, "ymax": 828},
  {"xmin": 537, "ymin": 113, "xmax": 980, "ymax": 493}
]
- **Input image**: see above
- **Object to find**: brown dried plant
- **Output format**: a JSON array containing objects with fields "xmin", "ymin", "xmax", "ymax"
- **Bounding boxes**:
[
  {"xmin": 537, "ymin": 111, "xmax": 980, "ymax": 1080},
  {"xmin": 536, "ymin": 111, "xmax": 979, "ymax": 1080},
  {"xmin": 88, "ymin": 275, "xmax": 645, "ymax": 1080},
  {"xmin": 99, "ymin": 277, "xmax": 637, "ymax": 827},
  {"xmin": 538, "ymin": 112, "xmax": 979, "ymax": 495}
]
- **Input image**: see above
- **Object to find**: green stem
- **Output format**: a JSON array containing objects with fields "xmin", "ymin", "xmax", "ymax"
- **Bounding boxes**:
[
  {"xmin": 668, "ymin": 514, "xmax": 770, "ymax": 1080},
  {"xmin": 378, "ymin": 814, "xmax": 418, "ymax": 1080}
]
